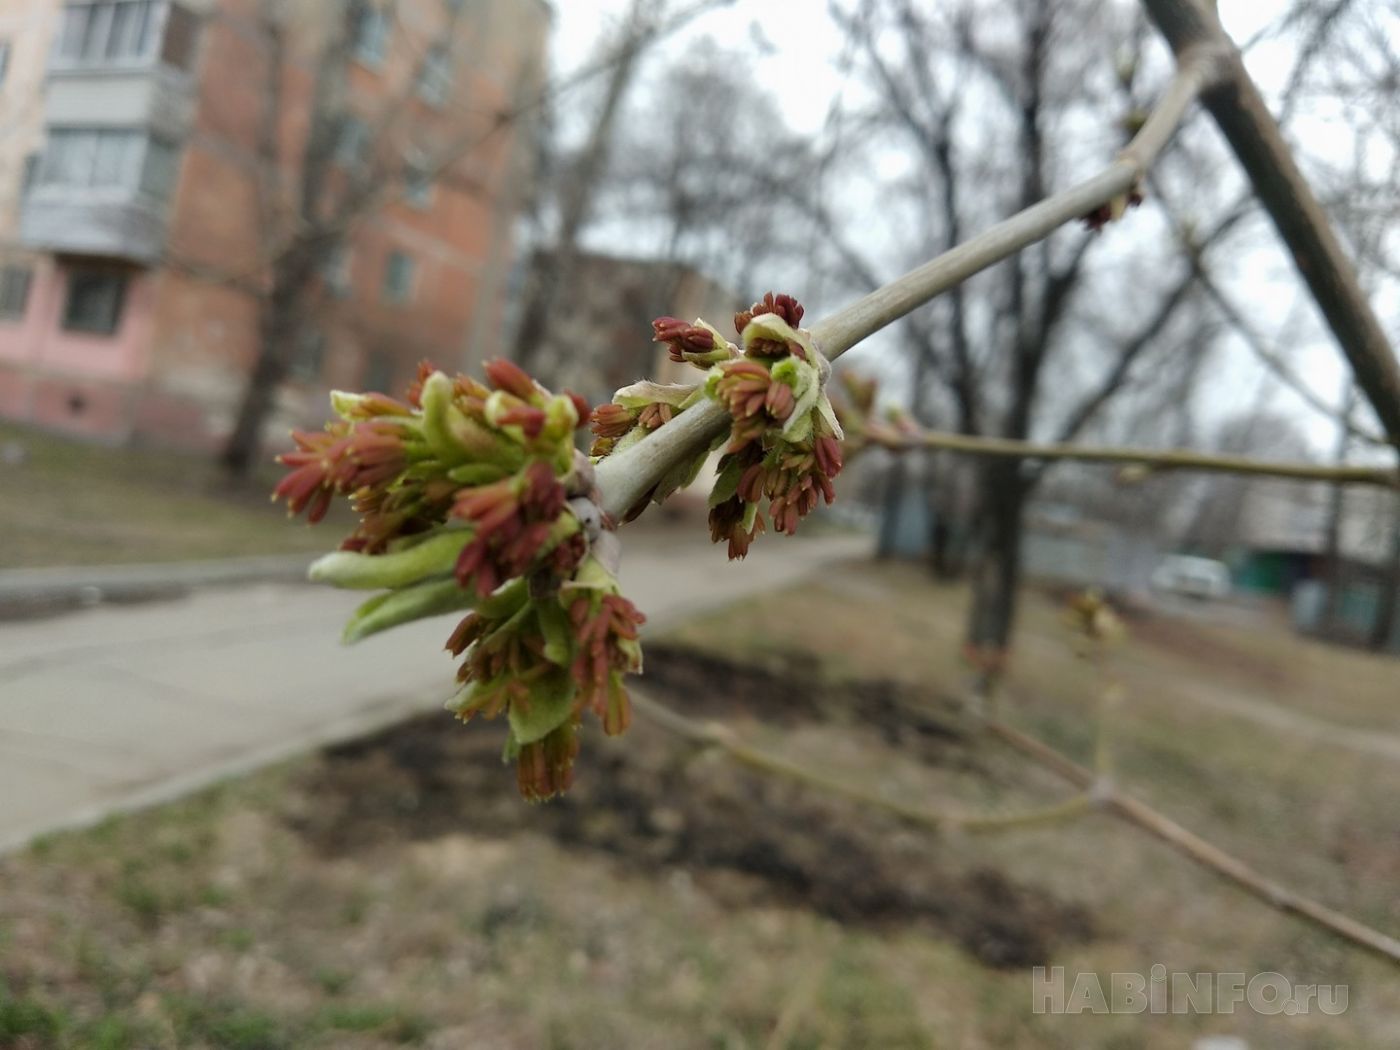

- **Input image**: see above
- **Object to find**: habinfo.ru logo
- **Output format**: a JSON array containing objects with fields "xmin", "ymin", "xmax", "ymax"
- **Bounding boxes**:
[{"xmin": 1032, "ymin": 965, "xmax": 1349, "ymax": 1016}]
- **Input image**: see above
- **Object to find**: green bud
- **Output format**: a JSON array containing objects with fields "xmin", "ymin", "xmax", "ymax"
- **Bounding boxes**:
[
  {"xmin": 420, "ymin": 372, "xmax": 472, "ymax": 465},
  {"xmin": 506, "ymin": 667, "xmax": 576, "ymax": 745},
  {"xmin": 740, "ymin": 313, "xmax": 816, "ymax": 359},
  {"xmin": 342, "ymin": 576, "xmax": 474, "ymax": 643},
  {"xmin": 612, "ymin": 380, "xmax": 701, "ymax": 410},
  {"xmin": 308, "ymin": 528, "xmax": 473, "ymax": 590}
]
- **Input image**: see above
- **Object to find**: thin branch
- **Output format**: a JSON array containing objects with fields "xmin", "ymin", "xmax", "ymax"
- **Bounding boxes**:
[
  {"xmin": 988, "ymin": 720, "xmax": 1400, "ymax": 967},
  {"xmin": 629, "ymin": 689, "xmax": 1092, "ymax": 834},
  {"xmin": 595, "ymin": 50, "xmax": 1226, "ymax": 518},
  {"xmin": 807, "ymin": 46, "xmax": 1228, "ymax": 361},
  {"xmin": 858, "ymin": 422, "xmax": 1400, "ymax": 488},
  {"xmin": 1139, "ymin": 0, "xmax": 1400, "ymax": 449},
  {"xmin": 1192, "ymin": 253, "xmax": 1388, "ymax": 447}
]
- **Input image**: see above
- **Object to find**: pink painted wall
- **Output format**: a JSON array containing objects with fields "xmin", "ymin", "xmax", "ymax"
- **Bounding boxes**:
[{"xmin": 0, "ymin": 257, "xmax": 156, "ymax": 439}]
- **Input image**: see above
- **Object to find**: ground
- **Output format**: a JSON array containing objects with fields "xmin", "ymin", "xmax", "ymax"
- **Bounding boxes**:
[
  {"xmin": 2, "ymin": 560, "xmax": 1399, "ymax": 1048},
  {"xmin": 0, "ymin": 425, "xmax": 337, "ymax": 568}
]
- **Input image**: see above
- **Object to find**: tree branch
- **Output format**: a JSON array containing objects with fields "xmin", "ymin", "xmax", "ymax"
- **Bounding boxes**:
[
  {"xmin": 629, "ymin": 689, "xmax": 1093, "ymax": 834},
  {"xmin": 595, "ymin": 49, "xmax": 1226, "ymax": 518},
  {"xmin": 859, "ymin": 422, "xmax": 1400, "ymax": 488},
  {"xmin": 988, "ymin": 719, "xmax": 1400, "ymax": 966},
  {"xmin": 1139, "ymin": 0, "xmax": 1400, "ymax": 449},
  {"xmin": 806, "ymin": 46, "xmax": 1225, "ymax": 360}
]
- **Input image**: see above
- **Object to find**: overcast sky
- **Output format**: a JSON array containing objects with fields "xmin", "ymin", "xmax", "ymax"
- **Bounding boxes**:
[{"xmin": 546, "ymin": 1, "xmax": 1388, "ymax": 455}]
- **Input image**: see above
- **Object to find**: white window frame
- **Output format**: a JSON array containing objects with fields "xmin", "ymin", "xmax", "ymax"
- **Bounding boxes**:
[
  {"xmin": 382, "ymin": 251, "xmax": 415, "ymax": 305},
  {"xmin": 353, "ymin": 5, "xmax": 389, "ymax": 67}
]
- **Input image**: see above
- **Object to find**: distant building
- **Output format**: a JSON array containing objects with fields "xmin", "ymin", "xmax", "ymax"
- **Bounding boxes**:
[
  {"xmin": 526, "ymin": 250, "xmax": 743, "ymax": 406},
  {"xmin": 0, "ymin": 0, "xmax": 549, "ymax": 448},
  {"xmin": 1228, "ymin": 479, "xmax": 1393, "ymax": 595}
]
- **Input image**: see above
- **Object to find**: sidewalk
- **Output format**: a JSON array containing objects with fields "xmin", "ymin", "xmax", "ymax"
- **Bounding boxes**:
[{"xmin": 0, "ymin": 531, "xmax": 869, "ymax": 853}]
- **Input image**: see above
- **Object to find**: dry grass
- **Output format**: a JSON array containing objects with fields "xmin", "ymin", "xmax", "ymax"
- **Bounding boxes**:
[
  {"xmin": 2, "ymin": 559, "xmax": 1398, "ymax": 1048},
  {"xmin": 0, "ymin": 424, "xmax": 340, "ymax": 569}
]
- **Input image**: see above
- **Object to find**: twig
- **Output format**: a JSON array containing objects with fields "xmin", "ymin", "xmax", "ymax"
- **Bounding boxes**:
[
  {"xmin": 860, "ymin": 424, "xmax": 1400, "ymax": 488},
  {"xmin": 1139, "ymin": 0, "xmax": 1400, "ymax": 449},
  {"xmin": 595, "ymin": 50, "xmax": 1225, "ymax": 519},
  {"xmin": 806, "ymin": 47, "xmax": 1226, "ymax": 361},
  {"xmin": 987, "ymin": 720, "xmax": 1400, "ymax": 966},
  {"xmin": 628, "ymin": 689, "xmax": 1092, "ymax": 835},
  {"xmin": 1190, "ymin": 256, "xmax": 1388, "ymax": 447}
]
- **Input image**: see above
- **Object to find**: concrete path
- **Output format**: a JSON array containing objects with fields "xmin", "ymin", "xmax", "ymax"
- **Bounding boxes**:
[{"xmin": 0, "ymin": 531, "xmax": 869, "ymax": 852}]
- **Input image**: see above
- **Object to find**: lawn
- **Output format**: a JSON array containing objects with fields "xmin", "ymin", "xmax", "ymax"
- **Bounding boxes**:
[
  {"xmin": 1, "ymin": 560, "xmax": 1398, "ymax": 1048},
  {"xmin": 0, "ymin": 424, "xmax": 340, "ymax": 569}
]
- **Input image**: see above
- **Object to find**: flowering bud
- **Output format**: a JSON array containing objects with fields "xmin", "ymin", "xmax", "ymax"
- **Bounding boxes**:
[
  {"xmin": 484, "ymin": 357, "xmax": 541, "ymax": 401},
  {"xmin": 652, "ymin": 317, "xmax": 737, "ymax": 368},
  {"xmin": 735, "ymin": 292, "xmax": 804, "ymax": 335},
  {"xmin": 279, "ymin": 355, "xmax": 651, "ymax": 802}
]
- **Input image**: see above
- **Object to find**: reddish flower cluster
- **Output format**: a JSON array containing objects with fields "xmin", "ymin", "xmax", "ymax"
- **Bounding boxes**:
[
  {"xmin": 652, "ymin": 316, "xmax": 715, "ymax": 362},
  {"xmin": 735, "ymin": 292, "xmax": 807, "ymax": 358},
  {"xmin": 711, "ymin": 359, "xmax": 796, "ymax": 453},
  {"xmin": 279, "ymin": 353, "xmax": 656, "ymax": 803},
  {"xmin": 701, "ymin": 293, "xmax": 845, "ymax": 559},
  {"xmin": 749, "ymin": 437, "xmax": 842, "ymax": 536},
  {"xmin": 735, "ymin": 291, "xmax": 804, "ymax": 334},
  {"xmin": 1082, "ymin": 190, "xmax": 1144, "ymax": 232},
  {"xmin": 569, "ymin": 591, "xmax": 646, "ymax": 735},
  {"xmin": 587, "ymin": 395, "xmax": 681, "ymax": 460},
  {"xmin": 517, "ymin": 720, "xmax": 581, "ymax": 802},
  {"xmin": 274, "ymin": 420, "xmax": 409, "ymax": 526},
  {"xmin": 447, "ymin": 602, "xmax": 547, "ymax": 721},
  {"xmin": 445, "ymin": 568, "xmax": 644, "ymax": 801},
  {"xmin": 451, "ymin": 461, "xmax": 575, "ymax": 597},
  {"xmin": 708, "ymin": 485, "xmax": 767, "ymax": 560}
]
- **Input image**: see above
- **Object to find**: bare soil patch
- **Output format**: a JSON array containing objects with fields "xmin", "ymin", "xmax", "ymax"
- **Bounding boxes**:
[{"xmin": 290, "ymin": 644, "xmax": 1094, "ymax": 970}]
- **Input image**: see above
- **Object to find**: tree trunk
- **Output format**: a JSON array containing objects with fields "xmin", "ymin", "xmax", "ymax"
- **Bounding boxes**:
[
  {"xmin": 1320, "ymin": 384, "xmax": 1355, "ymax": 635},
  {"xmin": 220, "ymin": 284, "xmax": 302, "ymax": 476},
  {"xmin": 966, "ymin": 460, "xmax": 1026, "ymax": 654},
  {"xmin": 1370, "ymin": 496, "xmax": 1400, "ymax": 652},
  {"xmin": 512, "ymin": 0, "xmax": 650, "ymax": 377},
  {"xmin": 924, "ymin": 457, "xmax": 960, "ymax": 580},
  {"xmin": 876, "ymin": 458, "xmax": 908, "ymax": 560},
  {"xmin": 219, "ymin": 0, "xmax": 357, "ymax": 477}
]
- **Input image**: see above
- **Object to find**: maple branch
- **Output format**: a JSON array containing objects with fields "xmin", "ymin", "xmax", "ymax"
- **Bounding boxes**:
[{"xmin": 595, "ymin": 49, "xmax": 1226, "ymax": 518}]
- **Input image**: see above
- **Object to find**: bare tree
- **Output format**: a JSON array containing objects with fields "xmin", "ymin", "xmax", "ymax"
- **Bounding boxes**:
[
  {"xmin": 198, "ymin": 0, "xmax": 549, "ymax": 476},
  {"xmin": 510, "ymin": 0, "xmax": 738, "ymax": 384},
  {"xmin": 816, "ymin": 0, "xmax": 1226, "ymax": 659}
]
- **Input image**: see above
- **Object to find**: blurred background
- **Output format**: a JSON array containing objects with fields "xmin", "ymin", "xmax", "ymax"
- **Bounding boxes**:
[{"xmin": 1, "ymin": 0, "xmax": 1399, "ymax": 1047}]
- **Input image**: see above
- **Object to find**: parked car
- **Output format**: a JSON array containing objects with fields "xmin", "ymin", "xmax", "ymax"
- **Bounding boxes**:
[{"xmin": 1150, "ymin": 555, "xmax": 1232, "ymax": 599}]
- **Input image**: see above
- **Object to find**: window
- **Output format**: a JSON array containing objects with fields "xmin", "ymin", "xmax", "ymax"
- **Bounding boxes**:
[
  {"xmin": 54, "ymin": 1, "xmax": 166, "ymax": 67},
  {"xmin": 39, "ymin": 129, "xmax": 177, "ymax": 196},
  {"xmin": 364, "ymin": 351, "xmax": 393, "ymax": 393},
  {"xmin": 335, "ymin": 116, "xmax": 369, "ymax": 167},
  {"xmin": 353, "ymin": 5, "xmax": 389, "ymax": 65},
  {"xmin": 404, "ymin": 168, "xmax": 433, "ymax": 208},
  {"xmin": 62, "ymin": 270, "xmax": 127, "ymax": 335},
  {"xmin": 290, "ymin": 330, "xmax": 325, "ymax": 381},
  {"xmin": 0, "ymin": 267, "xmax": 32, "ymax": 321},
  {"xmin": 416, "ymin": 45, "xmax": 452, "ymax": 106},
  {"xmin": 322, "ymin": 243, "xmax": 352, "ymax": 297},
  {"xmin": 381, "ymin": 251, "xmax": 414, "ymax": 304},
  {"xmin": 141, "ymin": 137, "xmax": 179, "ymax": 196}
]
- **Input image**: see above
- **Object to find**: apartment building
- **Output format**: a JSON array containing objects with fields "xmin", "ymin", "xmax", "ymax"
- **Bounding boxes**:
[{"xmin": 0, "ymin": 0, "xmax": 549, "ymax": 448}]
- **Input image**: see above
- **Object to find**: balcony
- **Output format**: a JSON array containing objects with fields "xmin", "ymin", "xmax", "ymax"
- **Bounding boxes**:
[
  {"xmin": 19, "ymin": 2, "xmax": 200, "ymax": 263},
  {"xmin": 20, "ymin": 131, "xmax": 182, "ymax": 264},
  {"xmin": 45, "ymin": 2, "xmax": 200, "ymax": 140},
  {"xmin": 49, "ymin": 1, "xmax": 198, "ymax": 78}
]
